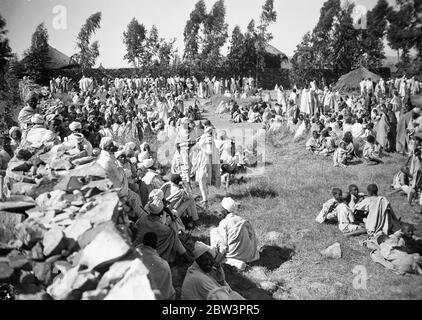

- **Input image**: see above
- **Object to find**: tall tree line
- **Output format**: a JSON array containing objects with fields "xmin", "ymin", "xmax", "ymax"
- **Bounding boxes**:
[{"xmin": 291, "ymin": 0, "xmax": 422, "ymax": 86}]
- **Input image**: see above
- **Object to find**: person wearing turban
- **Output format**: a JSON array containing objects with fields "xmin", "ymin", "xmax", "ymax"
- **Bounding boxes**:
[
  {"xmin": 181, "ymin": 241, "xmax": 245, "ymax": 300},
  {"xmin": 134, "ymin": 189, "xmax": 193, "ymax": 264},
  {"xmin": 64, "ymin": 121, "xmax": 93, "ymax": 155},
  {"xmin": 21, "ymin": 114, "xmax": 59, "ymax": 149},
  {"xmin": 210, "ymin": 197, "xmax": 260, "ymax": 271}
]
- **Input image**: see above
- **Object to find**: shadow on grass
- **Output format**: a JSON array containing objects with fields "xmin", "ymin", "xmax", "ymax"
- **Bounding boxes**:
[
  {"xmin": 251, "ymin": 245, "xmax": 295, "ymax": 271},
  {"xmin": 215, "ymin": 184, "xmax": 279, "ymax": 201},
  {"xmin": 222, "ymin": 264, "xmax": 274, "ymax": 300}
]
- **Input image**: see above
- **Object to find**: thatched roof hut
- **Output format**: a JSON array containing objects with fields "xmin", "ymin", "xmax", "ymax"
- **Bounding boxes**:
[
  {"xmin": 334, "ymin": 66, "xmax": 381, "ymax": 91},
  {"xmin": 45, "ymin": 45, "xmax": 74, "ymax": 69}
]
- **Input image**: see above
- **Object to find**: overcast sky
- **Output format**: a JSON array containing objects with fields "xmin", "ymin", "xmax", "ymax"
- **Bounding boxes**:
[{"xmin": 0, "ymin": 0, "xmax": 396, "ymax": 68}]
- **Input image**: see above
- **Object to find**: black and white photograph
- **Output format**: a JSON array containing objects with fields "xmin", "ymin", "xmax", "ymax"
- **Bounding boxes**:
[{"xmin": 0, "ymin": 0, "xmax": 421, "ymax": 307}]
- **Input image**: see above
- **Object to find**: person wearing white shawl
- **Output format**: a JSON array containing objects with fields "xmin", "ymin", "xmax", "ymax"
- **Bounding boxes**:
[
  {"xmin": 97, "ymin": 137, "xmax": 144, "ymax": 218},
  {"xmin": 23, "ymin": 114, "xmax": 60, "ymax": 149},
  {"xmin": 354, "ymin": 184, "xmax": 401, "ymax": 238},
  {"xmin": 64, "ymin": 121, "xmax": 93, "ymax": 155},
  {"xmin": 181, "ymin": 241, "xmax": 245, "ymax": 300},
  {"xmin": 300, "ymin": 86, "xmax": 311, "ymax": 115},
  {"xmin": 210, "ymin": 198, "xmax": 259, "ymax": 271},
  {"xmin": 192, "ymin": 127, "xmax": 221, "ymax": 206}
]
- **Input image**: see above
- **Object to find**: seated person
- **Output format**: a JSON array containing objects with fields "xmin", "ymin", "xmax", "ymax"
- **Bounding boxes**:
[
  {"xmin": 215, "ymin": 101, "xmax": 229, "ymax": 114},
  {"xmin": 134, "ymin": 190, "xmax": 193, "ymax": 264},
  {"xmin": 391, "ymin": 166, "xmax": 415, "ymax": 204},
  {"xmin": 181, "ymin": 241, "xmax": 245, "ymax": 300},
  {"xmin": 336, "ymin": 195, "xmax": 365, "ymax": 234},
  {"xmin": 363, "ymin": 135, "xmax": 383, "ymax": 165},
  {"xmin": 160, "ymin": 174, "xmax": 199, "ymax": 227},
  {"xmin": 316, "ymin": 188, "xmax": 342, "ymax": 224},
  {"xmin": 137, "ymin": 232, "xmax": 176, "ymax": 300},
  {"xmin": 347, "ymin": 184, "xmax": 365, "ymax": 213},
  {"xmin": 354, "ymin": 184, "xmax": 401, "ymax": 238},
  {"xmin": 319, "ymin": 128, "xmax": 336, "ymax": 155},
  {"xmin": 64, "ymin": 121, "xmax": 93, "ymax": 155},
  {"xmin": 333, "ymin": 141, "xmax": 348, "ymax": 168},
  {"xmin": 210, "ymin": 198, "xmax": 260, "ymax": 270},
  {"xmin": 306, "ymin": 131, "xmax": 323, "ymax": 154}
]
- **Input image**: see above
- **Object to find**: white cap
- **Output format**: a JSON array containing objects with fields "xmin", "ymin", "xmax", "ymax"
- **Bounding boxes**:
[
  {"xmin": 221, "ymin": 197, "xmax": 240, "ymax": 212},
  {"xmin": 192, "ymin": 241, "xmax": 214, "ymax": 259}
]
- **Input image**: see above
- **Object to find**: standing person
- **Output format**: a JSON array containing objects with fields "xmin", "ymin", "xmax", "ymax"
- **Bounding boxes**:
[
  {"xmin": 375, "ymin": 105, "xmax": 391, "ymax": 152},
  {"xmin": 193, "ymin": 126, "xmax": 221, "ymax": 209},
  {"xmin": 396, "ymin": 108, "xmax": 414, "ymax": 154}
]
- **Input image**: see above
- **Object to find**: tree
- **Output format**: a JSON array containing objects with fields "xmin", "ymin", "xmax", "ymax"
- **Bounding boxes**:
[
  {"xmin": 0, "ymin": 13, "xmax": 12, "ymax": 89},
  {"xmin": 360, "ymin": 0, "xmax": 391, "ymax": 68},
  {"xmin": 123, "ymin": 17, "xmax": 146, "ymax": 68},
  {"xmin": 330, "ymin": 2, "xmax": 362, "ymax": 74},
  {"xmin": 227, "ymin": 25, "xmax": 245, "ymax": 76},
  {"xmin": 387, "ymin": 0, "xmax": 422, "ymax": 67},
  {"xmin": 254, "ymin": 0, "xmax": 278, "ymax": 83},
  {"xmin": 291, "ymin": 32, "xmax": 317, "ymax": 86},
  {"xmin": 201, "ymin": 0, "xmax": 228, "ymax": 74},
  {"xmin": 72, "ymin": 12, "xmax": 102, "ymax": 71},
  {"xmin": 22, "ymin": 23, "xmax": 50, "ymax": 83},
  {"xmin": 183, "ymin": 0, "xmax": 207, "ymax": 62},
  {"xmin": 143, "ymin": 25, "xmax": 160, "ymax": 68},
  {"xmin": 243, "ymin": 19, "xmax": 258, "ymax": 77}
]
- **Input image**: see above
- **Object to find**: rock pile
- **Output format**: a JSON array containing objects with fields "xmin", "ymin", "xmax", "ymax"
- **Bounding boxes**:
[{"xmin": 0, "ymin": 140, "xmax": 155, "ymax": 300}]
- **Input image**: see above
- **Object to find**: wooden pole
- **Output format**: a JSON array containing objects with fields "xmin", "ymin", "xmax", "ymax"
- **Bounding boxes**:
[{"xmin": 0, "ymin": 175, "xmax": 4, "ymax": 202}]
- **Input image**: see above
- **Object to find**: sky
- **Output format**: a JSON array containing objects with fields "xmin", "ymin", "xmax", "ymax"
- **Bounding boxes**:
[{"xmin": 0, "ymin": 0, "xmax": 396, "ymax": 68}]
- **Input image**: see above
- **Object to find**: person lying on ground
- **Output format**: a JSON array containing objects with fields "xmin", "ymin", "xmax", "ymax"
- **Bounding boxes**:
[
  {"xmin": 370, "ymin": 225, "xmax": 422, "ymax": 276},
  {"xmin": 363, "ymin": 135, "xmax": 383, "ymax": 165},
  {"xmin": 181, "ymin": 241, "xmax": 245, "ymax": 300},
  {"xmin": 210, "ymin": 197, "xmax": 260, "ymax": 271},
  {"xmin": 316, "ymin": 188, "xmax": 343, "ymax": 224}
]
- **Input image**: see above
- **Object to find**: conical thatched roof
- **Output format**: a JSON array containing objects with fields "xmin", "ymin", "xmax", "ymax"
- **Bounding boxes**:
[
  {"xmin": 265, "ymin": 44, "xmax": 288, "ymax": 60},
  {"xmin": 334, "ymin": 66, "xmax": 381, "ymax": 91},
  {"xmin": 45, "ymin": 45, "xmax": 72, "ymax": 69}
]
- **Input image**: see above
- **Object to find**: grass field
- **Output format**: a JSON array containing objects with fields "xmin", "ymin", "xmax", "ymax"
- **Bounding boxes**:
[
  {"xmin": 171, "ymin": 92, "xmax": 422, "ymax": 300},
  {"xmin": 2, "ymin": 91, "xmax": 422, "ymax": 300}
]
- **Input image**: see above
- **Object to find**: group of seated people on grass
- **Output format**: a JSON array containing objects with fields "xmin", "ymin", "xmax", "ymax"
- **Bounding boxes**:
[{"xmin": 316, "ymin": 183, "xmax": 422, "ymax": 276}]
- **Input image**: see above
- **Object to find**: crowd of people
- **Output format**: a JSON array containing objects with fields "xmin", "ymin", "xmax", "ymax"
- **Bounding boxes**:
[
  {"xmin": 0, "ymin": 74, "xmax": 264, "ymax": 300},
  {"xmin": 1, "ymin": 71, "xmax": 422, "ymax": 300}
]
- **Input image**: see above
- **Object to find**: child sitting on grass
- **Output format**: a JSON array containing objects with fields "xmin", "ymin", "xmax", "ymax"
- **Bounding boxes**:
[
  {"xmin": 306, "ymin": 131, "xmax": 323, "ymax": 154},
  {"xmin": 336, "ymin": 195, "xmax": 365, "ymax": 234},
  {"xmin": 363, "ymin": 135, "xmax": 383, "ymax": 165},
  {"xmin": 316, "ymin": 188, "xmax": 342, "ymax": 224},
  {"xmin": 333, "ymin": 141, "xmax": 348, "ymax": 168},
  {"xmin": 390, "ymin": 166, "xmax": 415, "ymax": 204}
]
